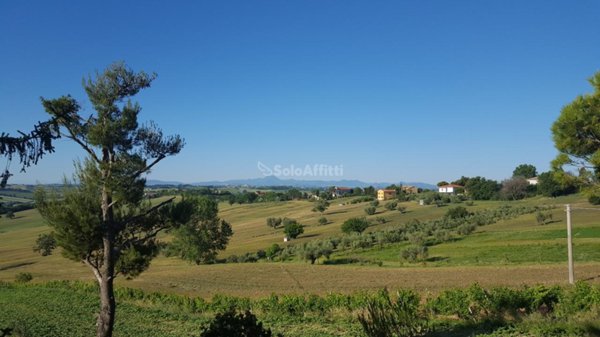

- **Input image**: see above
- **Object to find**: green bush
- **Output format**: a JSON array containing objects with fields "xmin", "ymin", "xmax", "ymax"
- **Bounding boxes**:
[
  {"xmin": 341, "ymin": 217, "xmax": 370, "ymax": 234},
  {"xmin": 283, "ymin": 220, "xmax": 304, "ymax": 239},
  {"xmin": 200, "ymin": 309, "xmax": 282, "ymax": 337},
  {"xmin": 364, "ymin": 206, "xmax": 376, "ymax": 215},
  {"xmin": 14, "ymin": 272, "xmax": 33, "ymax": 283},
  {"xmin": 400, "ymin": 246, "xmax": 428, "ymax": 263},
  {"xmin": 385, "ymin": 201, "xmax": 398, "ymax": 210},
  {"xmin": 445, "ymin": 206, "xmax": 470, "ymax": 219}
]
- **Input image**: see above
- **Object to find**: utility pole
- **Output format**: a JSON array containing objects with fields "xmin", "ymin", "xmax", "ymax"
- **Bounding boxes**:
[{"xmin": 566, "ymin": 204, "xmax": 574, "ymax": 284}]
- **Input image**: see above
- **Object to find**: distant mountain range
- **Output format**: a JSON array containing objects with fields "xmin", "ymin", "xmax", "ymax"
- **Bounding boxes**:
[{"xmin": 147, "ymin": 176, "xmax": 436, "ymax": 190}]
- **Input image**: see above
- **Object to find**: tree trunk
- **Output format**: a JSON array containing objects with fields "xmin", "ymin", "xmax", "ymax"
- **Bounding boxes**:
[
  {"xmin": 96, "ymin": 270, "xmax": 116, "ymax": 337},
  {"xmin": 98, "ymin": 148, "xmax": 117, "ymax": 337}
]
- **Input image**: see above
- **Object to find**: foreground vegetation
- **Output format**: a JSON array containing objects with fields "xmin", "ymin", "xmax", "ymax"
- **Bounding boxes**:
[{"xmin": 2, "ymin": 280, "xmax": 600, "ymax": 337}]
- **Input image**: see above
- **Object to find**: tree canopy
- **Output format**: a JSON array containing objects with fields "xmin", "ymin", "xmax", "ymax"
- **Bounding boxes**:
[
  {"xmin": 512, "ymin": 164, "xmax": 537, "ymax": 179},
  {"xmin": 552, "ymin": 71, "xmax": 600, "ymax": 200}
]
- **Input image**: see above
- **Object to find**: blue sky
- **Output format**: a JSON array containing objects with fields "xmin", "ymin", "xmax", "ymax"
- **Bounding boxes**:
[{"xmin": 1, "ymin": 1, "xmax": 599, "ymax": 185}]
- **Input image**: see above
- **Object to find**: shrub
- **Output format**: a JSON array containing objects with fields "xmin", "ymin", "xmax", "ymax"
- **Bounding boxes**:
[
  {"xmin": 385, "ymin": 201, "xmax": 398, "ymax": 211},
  {"xmin": 445, "ymin": 206, "xmax": 470, "ymax": 219},
  {"xmin": 266, "ymin": 217, "xmax": 282, "ymax": 229},
  {"xmin": 397, "ymin": 206, "xmax": 407, "ymax": 213},
  {"xmin": 342, "ymin": 217, "xmax": 369, "ymax": 234},
  {"xmin": 401, "ymin": 246, "xmax": 428, "ymax": 263},
  {"xmin": 15, "ymin": 272, "xmax": 33, "ymax": 283},
  {"xmin": 536, "ymin": 211, "xmax": 553, "ymax": 225},
  {"xmin": 351, "ymin": 196, "xmax": 375, "ymax": 204},
  {"xmin": 375, "ymin": 216, "xmax": 387, "ymax": 224},
  {"xmin": 318, "ymin": 217, "xmax": 328, "ymax": 226},
  {"xmin": 365, "ymin": 206, "xmax": 377, "ymax": 215},
  {"xmin": 200, "ymin": 309, "xmax": 282, "ymax": 337},
  {"xmin": 457, "ymin": 223, "xmax": 476, "ymax": 235},
  {"xmin": 370, "ymin": 200, "xmax": 380, "ymax": 207},
  {"xmin": 33, "ymin": 233, "xmax": 56, "ymax": 256},
  {"xmin": 265, "ymin": 244, "xmax": 281, "ymax": 260}
]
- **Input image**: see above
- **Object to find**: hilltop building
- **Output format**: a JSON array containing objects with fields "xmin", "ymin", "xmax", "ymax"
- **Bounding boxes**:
[
  {"xmin": 438, "ymin": 184, "xmax": 463, "ymax": 194},
  {"xmin": 377, "ymin": 189, "xmax": 397, "ymax": 201},
  {"xmin": 401, "ymin": 185, "xmax": 419, "ymax": 194},
  {"xmin": 332, "ymin": 187, "xmax": 353, "ymax": 198}
]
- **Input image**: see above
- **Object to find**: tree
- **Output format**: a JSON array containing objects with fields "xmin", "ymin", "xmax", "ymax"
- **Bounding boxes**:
[
  {"xmin": 33, "ymin": 233, "xmax": 56, "ymax": 256},
  {"xmin": 500, "ymin": 176, "xmax": 530, "ymax": 200},
  {"xmin": 283, "ymin": 219, "xmax": 304, "ymax": 239},
  {"xmin": 437, "ymin": 181, "xmax": 449, "ymax": 187},
  {"xmin": 537, "ymin": 171, "xmax": 577, "ymax": 197},
  {"xmin": 311, "ymin": 199, "xmax": 330, "ymax": 214},
  {"xmin": 464, "ymin": 176, "xmax": 500, "ymax": 200},
  {"xmin": 4, "ymin": 210, "xmax": 14, "ymax": 219},
  {"xmin": 164, "ymin": 197, "xmax": 232, "ymax": 264},
  {"xmin": 444, "ymin": 206, "xmax": 470, "ymax": 219},
  {"xmin": 318, "ymin": 216, "xmax": 328, "ymax": 226},
  {"xmin": 341, "ymin": 217, "xmax": 369, "ymax": 234},
  {"xmin": 34, "ymin": 62, "xmax": 232, "ymax": 337},
  {"xmin": 265, "ymin": 243, "xmax": 281, "ymax": 260},
  {"xmin": 385, "ymin": 201, "xmax": 398, "ymax": 211},
  {"xmin": 552, "ymin": 71, "xmax": 600, "ymax": 202},
  {"xmin": 266, "ymin": 217, "xmax": 282, "ymax": 229},
  {"xmin": 301, "ymin": 241, "xmax": 333, "ymax": 264},
  {"xmin": 512, "ymin": 164, "xmax": 537, "ymax": 179}
]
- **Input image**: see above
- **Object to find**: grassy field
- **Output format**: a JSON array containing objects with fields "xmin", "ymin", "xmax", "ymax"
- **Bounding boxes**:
[{"xmin": 1, "ymin": 194, "xmax": 599, "ymax": 299}]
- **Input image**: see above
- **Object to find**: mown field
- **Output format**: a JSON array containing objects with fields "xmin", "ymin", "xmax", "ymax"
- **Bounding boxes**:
[{"xmin": 0, "ymin": 194, "xmax": 599, "ymax": 298}]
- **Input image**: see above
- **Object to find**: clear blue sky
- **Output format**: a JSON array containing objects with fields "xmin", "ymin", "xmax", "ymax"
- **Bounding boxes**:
[{"xmin": 2, "ymin": 1, "xmax": 599, "ymax": 185}]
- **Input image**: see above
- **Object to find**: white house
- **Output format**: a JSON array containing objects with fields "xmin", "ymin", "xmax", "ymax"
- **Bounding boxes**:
[
  {"xmin": 527, "ymin": 177, "xmax": 539, "ymax": 185},
  {"xmin": 438, "ymin": 184, "xmax": 463, "ymax": 194}
]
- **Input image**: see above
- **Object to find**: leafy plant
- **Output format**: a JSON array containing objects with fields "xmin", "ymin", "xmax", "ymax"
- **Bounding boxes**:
[
  {"xmin": 365, "ymin": 206, "xmax": 377, "ymax": 215},
  {"xmin": 358, "ymin": 289, "xmax": 429, "ymax": 337},
  {"xmin": 15, "ymin": 272, "xmax": 33, "ymax": 283},
  {"xmin": 341, "ymin": 217, "xmax": 369, "ymax": 234},
  {"xmin": 200, "ymin": 309, "xmax": 282, "ymax": 337}
]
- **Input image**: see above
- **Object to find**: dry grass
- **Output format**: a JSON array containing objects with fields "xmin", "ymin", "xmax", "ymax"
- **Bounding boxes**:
[{"xmin": 1, "ymin": 194, "xmax": 599, "ymax": 299}]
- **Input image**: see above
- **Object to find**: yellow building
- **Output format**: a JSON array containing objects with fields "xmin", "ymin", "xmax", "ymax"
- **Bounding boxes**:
[{"xmin": 377, "ymin": 189, "xmax": 397, "ymax": 201}]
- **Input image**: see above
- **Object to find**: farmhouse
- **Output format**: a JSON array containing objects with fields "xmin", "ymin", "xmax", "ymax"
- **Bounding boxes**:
[
  {"xmin": 332, "ymin": 187, "xmax": 353, "ymax": 198},
  {"xmin": 401, "ymin": 185, "xmax": 419, "ymax": 194},
  {"xmin": 377, "ymin": 189, "xmax": 397, "ymax": 201},
  {"xmin": 438, "ymin": 184, "xmax": 463, "ymax": 194}
]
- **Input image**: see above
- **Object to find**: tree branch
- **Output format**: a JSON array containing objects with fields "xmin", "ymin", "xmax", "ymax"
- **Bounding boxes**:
[
  {"xmin": 84, "ymin": 255, "xmax": 102, "ymax": 283},
  {"xmin": 132, "ymin": 154, "xmax": 165, "ymax": 179},
  {"xmin": 116, "ymin": 196, "xmax": 175, "ymax": 231},
  {"xmin": 63, "ymin": 125, "xmax": 100, "ymax": 164}
]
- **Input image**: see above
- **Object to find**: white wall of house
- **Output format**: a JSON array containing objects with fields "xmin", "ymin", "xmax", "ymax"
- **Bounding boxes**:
[{"xmin": 439, "ymin": 186, "xmax": 454, "ymax": 193}]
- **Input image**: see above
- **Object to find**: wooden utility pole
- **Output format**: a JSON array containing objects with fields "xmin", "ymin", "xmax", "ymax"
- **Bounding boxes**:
[{"xmin": 566, "ymin": 204, "xmax": 574, "ymax": 284}]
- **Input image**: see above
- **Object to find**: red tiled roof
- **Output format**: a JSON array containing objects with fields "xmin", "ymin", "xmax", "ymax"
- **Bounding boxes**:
[{"xmin": 439, "ymin": 184, "xmax": 463, "ymax": 188}]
